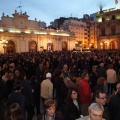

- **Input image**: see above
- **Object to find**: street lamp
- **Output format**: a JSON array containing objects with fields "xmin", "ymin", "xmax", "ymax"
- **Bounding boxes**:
[{"xmin": 0, "ymin": 40, "xmax": 8, "ymax": 53}]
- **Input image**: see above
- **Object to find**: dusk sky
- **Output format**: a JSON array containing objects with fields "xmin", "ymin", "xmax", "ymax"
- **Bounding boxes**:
[{"xmin": 0, "ymin": 0, "xmax": 118, "ymax": 26}]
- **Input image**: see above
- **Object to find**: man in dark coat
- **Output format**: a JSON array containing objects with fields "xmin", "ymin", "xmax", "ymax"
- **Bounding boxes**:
[
  {"xmin": 108, "ymin": 87, "xmax": 120, "ymax": 120},
  {"xmin": 0, "ymin": 80, "xmax": 7, "ymax": 120},
  {"xmin": 21, "ymin": 73, "xmax": 34, "ymax": 120},
  {"xmin": 7, "ymin": 80, "xmax": 25, "ymax": 117}
]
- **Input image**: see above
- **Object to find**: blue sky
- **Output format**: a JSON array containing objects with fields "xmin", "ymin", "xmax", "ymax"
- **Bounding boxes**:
[{"xmin": 0, "ymin": 0, "xmax": 118, "ymax": 26}]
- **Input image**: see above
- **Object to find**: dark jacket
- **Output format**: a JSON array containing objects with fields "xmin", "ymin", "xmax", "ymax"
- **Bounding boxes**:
[
  {"xmin": 97, "ymin": 67, "xmax": 107, "ymax": 78},
  {"xmin": 0, "ymin": 80, "xmax": 7, "ymax": 120},
  {"xmin": 90, "ymin": 71, "xmax": 98, "ymax": 92},
  {"xmin": 8, "ymin": 91, "xmax": 25, "ymax": 116},
  {"xmin": 21, "ymin": 80, "xmax": 34, "ymax": 107},
  {"xmin": 37, "ymin": 111, "xmax": 64, "ymax": 120},
  {"xmin": 62, "ymin": 98, "xmax": 82, "ymax": 120},
  {"xmin": 6, "ymin": 79, "xmax": 14, "ymax": 96},
  {"xmin": 108, "ymin": 92, "xmax": 120, "ymax": 120},
  {"xmin": 94, "ymin": 84, "xmax": 104, "ymax": 93}
]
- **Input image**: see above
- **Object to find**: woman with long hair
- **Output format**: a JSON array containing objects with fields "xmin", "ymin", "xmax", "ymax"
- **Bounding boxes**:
[{"xmin": 62, "ymin": 87, "xmax": 82, "ymax": 120}]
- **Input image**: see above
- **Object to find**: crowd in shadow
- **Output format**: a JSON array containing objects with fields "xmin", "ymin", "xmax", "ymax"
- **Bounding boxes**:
[{"xmin": 0, "ymin": 50, "xmax": 120, "ymax": 120}]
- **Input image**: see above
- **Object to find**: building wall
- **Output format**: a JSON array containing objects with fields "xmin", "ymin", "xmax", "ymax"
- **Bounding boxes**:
[
  {"xmin": 61, "ymin": 19, "xmax": 88, "ymax": 48},
  {"xmin": 97, "ymin": 8, "xmax": 120, "ymax": 49},
  {"xmin": 0, "ymin": 11, "xmax": 74, "ymax": 53}
]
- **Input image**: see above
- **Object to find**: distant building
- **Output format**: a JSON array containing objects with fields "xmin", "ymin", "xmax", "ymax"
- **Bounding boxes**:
[
  {"xmin": 60, "ymin": 18, "xmax": 89, "ymax": 48},
  {"xmin": 90, "ymin": 13, "xmax": 97, "ymax": 21},
  {"xmin": 0, "ymin": 10, "xmax": 74, "ymax": 53},
  {"xmin": 97, "ymin": 7, "xmax": 120, "ymax": 49},
  {"xmin": 38, "ymin": 21, "xmax": 46, "ymax": 28},
  {"xmin": 50, "ymin": 17, "xmax": 68, "ymax": 29},
  {"xmin": 81, "ymin": 14, "xmax": 98, "ymax": 49}
]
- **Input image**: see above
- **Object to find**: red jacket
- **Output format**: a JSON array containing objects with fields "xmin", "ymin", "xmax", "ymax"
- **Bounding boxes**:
[{"xmin": 78, "ymin": 79, "xmax": 91, "ymax": 104}]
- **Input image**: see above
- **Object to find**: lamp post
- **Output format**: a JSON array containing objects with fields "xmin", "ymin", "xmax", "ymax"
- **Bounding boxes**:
[{"xmin": 0, "ymin": 40, "xmax": 8, "ymax": 53}]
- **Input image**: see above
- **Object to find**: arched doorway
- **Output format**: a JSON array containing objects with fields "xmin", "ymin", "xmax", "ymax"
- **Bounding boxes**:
[
  {"xmin": 47, "ymin": 40, "xmax": 53, "ymax": 51},
  {"xmin": 29, "ymin": 41, "xmax": 37, "ymax": 52},
  {"xmin": 62, "ymin": 41, "xmax": 67, "ymax": 51},
  {"xmin": 110, "ymin": 41, "xmax": 117, "ymax": 49},
  {"xmin": 100, "ymin": 41, "xmax": 109, "ymax": 49},
  {"xmin": 6, "ymin": 40, "xmax": 15, "ymax": 53}
]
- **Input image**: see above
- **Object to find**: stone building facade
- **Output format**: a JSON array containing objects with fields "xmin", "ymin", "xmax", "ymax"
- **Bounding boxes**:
[
  {"xmin": 97, "ymin": 7, "xmax": 120, "ymax": 49},
  {"xmin": 0, "ymin": 11, "xmax": 74, "ymax": 53}
]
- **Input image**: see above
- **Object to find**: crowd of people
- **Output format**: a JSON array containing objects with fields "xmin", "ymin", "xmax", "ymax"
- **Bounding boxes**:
[{"xmin": 0, "ymin": 50, "xmax": 120, "ymax": 120}]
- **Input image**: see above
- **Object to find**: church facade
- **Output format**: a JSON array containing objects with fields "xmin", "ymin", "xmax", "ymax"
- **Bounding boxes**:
[{"xmin": 0, "ymin": 11, "xmax": 75, "ymax": 53}]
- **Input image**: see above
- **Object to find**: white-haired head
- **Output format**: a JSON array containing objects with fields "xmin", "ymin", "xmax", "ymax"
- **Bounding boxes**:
[{"xmin": 89, "ymin": 103, "xmax": 104, "ymax": 113}]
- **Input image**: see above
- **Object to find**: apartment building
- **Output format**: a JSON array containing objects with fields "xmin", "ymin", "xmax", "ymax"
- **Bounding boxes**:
[
  {"xmin": 97, "ymin": 7, "xmax": 120, "ymax": 49},
  {"xmin": 60, "ymin": 18, "xmax": 89, "ymax": 48}
]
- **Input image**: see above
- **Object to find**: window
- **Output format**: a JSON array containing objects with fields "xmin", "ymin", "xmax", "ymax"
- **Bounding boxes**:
[
  {"xmin": 102, "ymin": 17, "xmax": 105, "ymax": 22},
  {"xmin": 111, "ymin": 15, "xmax": 115, "ymax": 20},
  {"xmin": 101, "ymin": 29, "xmax": 105, "ymax": 36},
  {"xmin": 111, "ymin": 27, "xmax": 116, "ymax": 35}
]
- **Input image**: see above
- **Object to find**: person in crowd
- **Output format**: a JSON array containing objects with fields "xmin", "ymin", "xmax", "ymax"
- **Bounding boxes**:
[
  {"xmin": 108, "ymin": 82, "xmax": 120, "ymax": 103},
  {"xmin": 43, "ymin": 68, "xmax": 51, "ymax": 80},
  {"xmin": 1, "ymin": 63, "xmax": 8, "ymax": 77},
  {"xmin": 62, "ymin": 87, "xmax": 82, "ymax": 120},
  {"xmin": 51, "ymin": 54, "xmax": 59, "ymax": 71},
  {"xmin": 78, "ymin": 72, "xmax": 92, "ymax": 116},
  {"xmin": 76, "ymin": 103, "xmax": 105, "ymax": 120},
  {"xmin": 114, "ymin": 59, "xmax": 120, "ymax": 75},
  {"xmin": 5, "ymin": 103, "xmax": 25, "ymax": 120},
  {"xmin": 52, "ymin": 69, "xmax": 64, "ymax": 110},
  {"xmin": 14, "ymin": 69, "xmax": 21, "ymax": 80},
  {"xmin": 6, "ymin": 73, "xmax": 15, "ymax": 96},
  {"xmin": 90, "ymin": 66, "xmax": 98, "ymax": 93},
  {"xmin": 36, "ymin": 62, "xmax": 44, "ymax": 84},
  {"xmin": 37, "ymin": 99, "xmax": 64, "ymax": 120},
  {"xmin": 60, "ymin": 77, "xmax": 75, "ymax": 109},
  {"xmin": 97, "ymin": 63, "xmax": 106, "ymax": 78},
  {"xmin": 108, "ymin": 86, "xmax": 120, "ymax": 120},
  {"xmin": 0, "ymin": 78, "xmax": 8, "ymax": 120},
  {"xmin": 94, "ymin": 77, "xmax": 106, "ymax": 93},
  {"xmin": 0, "ymin": 65, "xmax": 2, "ymax": 79},
  {"xmin": 41, "ymin": 72, "xmax": 53, "ymax": 102},
  {"xmin": 20, "ymin": 72, "xmax": 34, "ymax": 120},
  {"xmin": 69, "ymin": 64, "xmax": 79, "ymax": 79},
  {"xmin": 29, "ymin": 58, "xmax": 37, "ymax": 79},
  {"xmin": 106, "ymin": 64, "xmax": 117, "ymax": 94},
  {"xmin": 30, "ymin": 75, "xmax": 40, "ymax": 116},
  {"xmin": 93, "ymin": 89, "xmax": 107, "ymax": 106},
  {"xmin": 92, "ymin": 89, "xmax": 110, "ymax": 120},
  {"xmin": 2, "ymin": 70, "xmax": 9, "ymax": 83},
  {"xmin": 7, "ymin": 80, "xmax": 25, "ymax": 117},
  {"xmin": 8, "ymin": 63, "xmax": 15, "ymax": 74},
  {"xmin": 61, "ymin": 64, "xmax": 69, "ymax": 78},
  {"xmin": 44, "ymin": 60, "xmax": 53, "ymax": 73}
]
